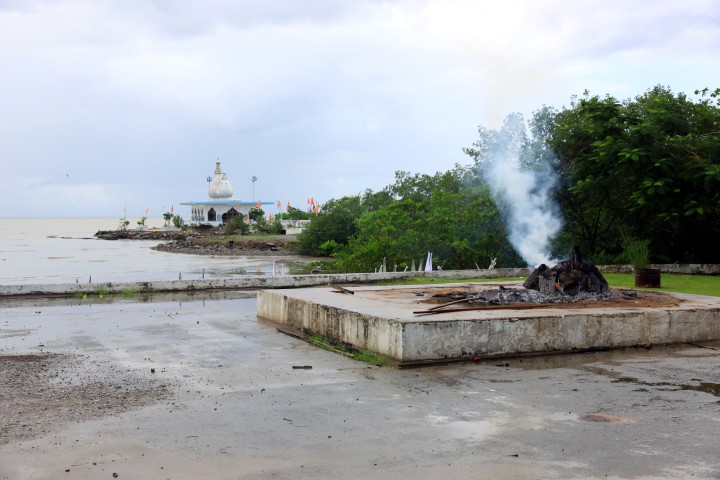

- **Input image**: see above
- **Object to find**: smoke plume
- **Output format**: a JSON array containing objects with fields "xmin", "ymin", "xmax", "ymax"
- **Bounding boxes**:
[{"xmin": 475, "ymin": 116, "xmax": 562, "ymax": 267}]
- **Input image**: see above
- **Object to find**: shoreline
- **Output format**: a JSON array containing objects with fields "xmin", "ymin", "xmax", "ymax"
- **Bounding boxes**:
[{"xmin": 95, "ymin": 228, "xmax": 302, "ymax": 257}]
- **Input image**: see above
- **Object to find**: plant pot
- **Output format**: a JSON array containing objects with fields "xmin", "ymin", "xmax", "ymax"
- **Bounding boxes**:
[{"xmin": 634, "ymin": 268, "xmax": 661, "ymax": 288}]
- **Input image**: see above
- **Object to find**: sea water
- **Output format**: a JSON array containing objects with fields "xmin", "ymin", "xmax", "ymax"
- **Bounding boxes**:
[{"xmin": 0, "ymin": 218, "xmax": 310, "ymax": 285}]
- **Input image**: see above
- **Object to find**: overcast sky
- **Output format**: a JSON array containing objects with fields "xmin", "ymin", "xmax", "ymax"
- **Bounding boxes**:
[{"xmin": 1, "ymin": 0, "xmax": 718, "ymax": 218}]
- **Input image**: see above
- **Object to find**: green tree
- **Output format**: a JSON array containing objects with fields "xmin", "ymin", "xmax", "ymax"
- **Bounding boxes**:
[
  {"xmin": 224, "ymin": 216, "xmax": 250, "ymax": 235},
  {"xmin": 295, "ymin": 195, "xmax": 364, "ymax": 255},
  {"xmin": 550, "ymin": 86, "xmax": 720, "ymax": 262},
  {"xmin": 248, "ymin": 207, "xmax": 264, "ymax": 222},
  {"xmin": 163, "ymin": 211, "xmax": 173, "ymax": 227},
  {"xmin": 331, "ymin": 168, "xmax": 522, "ymax": 271},
  {"xmin": 280, "ymin": 207, "xmax": 310, "ymax": 221}
]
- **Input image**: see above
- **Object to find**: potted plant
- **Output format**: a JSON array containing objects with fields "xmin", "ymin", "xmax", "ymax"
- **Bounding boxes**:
[{"xmin": 623, "ymin": 237, "xmax": 660, "ymax": 288}]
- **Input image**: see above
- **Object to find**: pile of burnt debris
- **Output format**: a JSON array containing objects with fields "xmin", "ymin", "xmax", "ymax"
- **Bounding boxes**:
[
  {"xmin": 413, "ymin": 247, "xmax": 613, "ymax": 315},
  {"xmin": 524, "ymin": 246, "xmax": 610, "ymax": 297}
]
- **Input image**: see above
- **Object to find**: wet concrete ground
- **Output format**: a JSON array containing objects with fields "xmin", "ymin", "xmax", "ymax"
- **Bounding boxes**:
[{"xmin": 1, "ymin": 293, "xmax": 719, "ymax": 479}]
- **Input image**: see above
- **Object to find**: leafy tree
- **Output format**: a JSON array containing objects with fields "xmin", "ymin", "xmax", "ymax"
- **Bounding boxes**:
[
  {"xmin": 550, "ymin": 86, "xmax": 720, "ymax": 262},
  {"xmin": 295, "ymin": 189, "xmax": 400, "ymax": 256},
  {"xmin": 332, "ymin": 169, "xmax": 522, "ymax": 271},
  {"xmin": 295, "ymin": 195, "xmax": 364, "ymax": 255},
  {"xmin": 279, "ymin": 207, "xmax": 310, "ymax": 220},
  {"xmin": 256, "ymin": 217, "xmax": 283, "ymax": 234},
  {"xmin": 334, "ymin": 188, "xmax": 516, "ymax": 271},
  {"xmin": 248, "ymin": 207, "xmax": 264, "ymax": 222},
  {"xmin": 224, "ymin": 216, "xmax": 250, "ymax": 235}
]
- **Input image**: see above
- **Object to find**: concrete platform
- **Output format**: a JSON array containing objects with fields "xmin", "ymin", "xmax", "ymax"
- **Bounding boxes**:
[{"xmin": 257, "ymin": 282, "xmax": 720, "ymax": 364}]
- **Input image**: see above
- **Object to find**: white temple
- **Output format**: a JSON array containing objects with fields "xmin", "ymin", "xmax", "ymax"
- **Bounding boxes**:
[{"xmin": 181, "ymin": 160, "xmax": 274, "ymax": 226}]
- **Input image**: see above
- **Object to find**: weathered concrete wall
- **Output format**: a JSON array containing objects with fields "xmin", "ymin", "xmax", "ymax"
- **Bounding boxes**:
[
  {"xmin": 257, "ymin": 290, "xmax": 405, "ymax": 359},
  {"xmin": 3, "ymin": 264, "xmax": 716, "ymax": 297},
  {"xmin": 0, "ymin": 268, "xmax": 528, "ymax": 297},
  {"xmin": 257, "ymin": 285, "xmax": 720, "ymax": 364},
  {"xmin": 400, "ymin": 307, "xmax": 720, "ymax": 362}
]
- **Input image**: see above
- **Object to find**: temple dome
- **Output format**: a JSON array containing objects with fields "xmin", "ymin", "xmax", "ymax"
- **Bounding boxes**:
[{"xmin": 208, "ymin": 161, "xmax": 234, "ymax": 199}]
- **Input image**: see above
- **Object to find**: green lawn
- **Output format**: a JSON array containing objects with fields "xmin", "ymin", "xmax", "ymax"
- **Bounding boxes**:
[
  {"xmin": 602, "ymin": 273, "xmax": 720, "ymax": 297},
  {"xmin": 383, "ymin": 273, "xmax": 720, "ymax": 297}
]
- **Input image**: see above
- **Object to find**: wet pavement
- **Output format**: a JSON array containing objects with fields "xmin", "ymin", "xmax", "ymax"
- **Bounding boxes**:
[{"xmin": 1, "ymin": 293, "xmax": 719, "ymax": 479}]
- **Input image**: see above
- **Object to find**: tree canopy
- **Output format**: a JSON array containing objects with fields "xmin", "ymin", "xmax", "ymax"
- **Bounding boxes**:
[
  {"xmin": 296, "ymin": 86, "xmax": 720, "ymax": 271},
  {"xmin": 550, "ymin": 86, "xmax": 720, "ymax": 262}
]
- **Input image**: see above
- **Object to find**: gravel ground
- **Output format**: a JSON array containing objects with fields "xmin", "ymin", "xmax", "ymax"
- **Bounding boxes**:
[{"xmin": 0, "ymin": 353, "xmax": 171, "ymax": 445}]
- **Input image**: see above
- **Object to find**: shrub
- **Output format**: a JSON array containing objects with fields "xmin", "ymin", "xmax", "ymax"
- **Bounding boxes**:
[{"xmin": 225, "ymin": 216, "xmax": 250, "ymax": 235}]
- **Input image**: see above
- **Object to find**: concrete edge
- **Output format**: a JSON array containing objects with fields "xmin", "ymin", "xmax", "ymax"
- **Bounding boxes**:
[
  {"xmin": 2, "ymin": 263, "xmax": 718, "ymax": 297},
  {"xmin": 0, "ymin": 268, "xmax": 529, "ymax": 297}
]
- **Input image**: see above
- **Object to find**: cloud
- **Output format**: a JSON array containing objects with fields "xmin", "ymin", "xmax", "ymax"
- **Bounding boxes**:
[{"xmin": 1, "ymin": 0, "xmax": 719, "ymax": 216}]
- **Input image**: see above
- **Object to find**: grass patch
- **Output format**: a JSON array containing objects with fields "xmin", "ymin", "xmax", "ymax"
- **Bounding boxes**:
[
  {"xmin": 308, "ymin": 333, "xmax": 390, "ymax": 366},
  {"xmin": 74, "ymin": 287, "xmax": 140, "ymax": 300},
  {"xmin": 92, "ymin": 287, "xmax": 109, "ymax": 298},
  {"xmin": 379, "ymin": 276, "xmax": 525, "ymax": 286},
  {"xmin": 603, "ymin": 273, "xmax": 720, "ymax": 297}
]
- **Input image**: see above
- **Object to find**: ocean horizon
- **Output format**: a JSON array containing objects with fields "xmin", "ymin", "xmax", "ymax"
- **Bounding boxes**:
[{"xmin": 0, "ymin": 217, "xmax": 309, "ymax": 286}]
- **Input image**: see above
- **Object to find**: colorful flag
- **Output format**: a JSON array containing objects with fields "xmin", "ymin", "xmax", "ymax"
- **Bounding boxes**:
[
  {"xmin": 144, "ymin": 207, "xmax": 149, "ymax": 215},
  {"xmin": 276, "ymin": 200, "xmax": 281, "ymax": 209},
  {"xmin": 256, "ymin": 200, "xmax": 261, "ymax": 208},
  {"xmin": 170, "ymin": 205, "xmax": 174, "ymax": 214}
]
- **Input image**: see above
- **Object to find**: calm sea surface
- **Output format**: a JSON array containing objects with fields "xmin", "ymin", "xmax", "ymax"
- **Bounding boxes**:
[{"xmin": 0, "ymin": 218, "xmax": 310, "ymax": 285}]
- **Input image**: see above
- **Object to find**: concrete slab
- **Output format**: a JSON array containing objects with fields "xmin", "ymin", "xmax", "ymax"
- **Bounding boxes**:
[
  {"xmin": 257, "ymin": 282, "xmax": 720, "ymax": 364},
  {"xmin": 3, "ymin": 295, "xmax": 720, "ymax": 479}
]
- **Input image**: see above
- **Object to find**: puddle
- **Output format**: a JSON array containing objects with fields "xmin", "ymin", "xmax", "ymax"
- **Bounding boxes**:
[
  {"xmin": 680, "ymin": 382, "xmax": 720, "ymax": 398},
  {"xmin": 611, "ymin": 376, "xmax": 720, "ymax": 404},
  {"xmin": 427, "ymin": 414, "xmax": 499, "ymax": 440}
]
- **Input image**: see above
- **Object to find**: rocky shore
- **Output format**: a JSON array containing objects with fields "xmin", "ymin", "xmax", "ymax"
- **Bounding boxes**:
[
  {"xmin": 94, "ymin": 229, "xmax": 196, "ymax": 241},
  {"xmin": 152, "ymin": 236, "xmax": 299, "ymax": 256},
  {"xmin": 95, "ymin": 229, "xmax": 300, "ymax": 256}
]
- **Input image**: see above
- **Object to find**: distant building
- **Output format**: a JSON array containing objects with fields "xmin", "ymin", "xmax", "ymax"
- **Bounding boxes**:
[{"xmin": 181, "ymin": 160, "xmax": 273, "ymax": 226}]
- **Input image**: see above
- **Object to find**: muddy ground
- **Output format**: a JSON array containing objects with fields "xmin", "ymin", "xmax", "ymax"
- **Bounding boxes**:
[{"xmin": 1, "ymin": 293, "xmax": 719, "ymax": 479}]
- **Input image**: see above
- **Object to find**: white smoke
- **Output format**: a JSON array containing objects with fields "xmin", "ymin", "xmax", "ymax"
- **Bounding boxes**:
[{"xmin": 476, "ymin": 116, "xmax": 562, "ymax": 267}]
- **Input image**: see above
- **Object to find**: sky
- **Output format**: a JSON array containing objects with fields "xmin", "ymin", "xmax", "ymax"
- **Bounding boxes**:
[{"xmin": 1, "ymin": 0, "xmax": 719, "ymax": 218}]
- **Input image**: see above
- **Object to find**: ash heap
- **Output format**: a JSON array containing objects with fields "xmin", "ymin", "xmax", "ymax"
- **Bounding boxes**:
[{"xmin": 524, "ymin": 246, "xmax": 610, "ymax": 297}]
